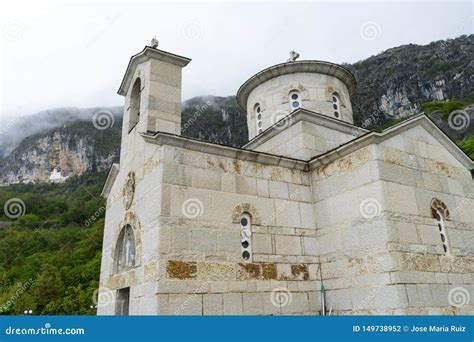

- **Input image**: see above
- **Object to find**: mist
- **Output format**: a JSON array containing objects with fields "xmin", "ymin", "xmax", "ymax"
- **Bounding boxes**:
[{"xmin": 1, "ymin": 1, "xmax": 472, "ymax": 118}]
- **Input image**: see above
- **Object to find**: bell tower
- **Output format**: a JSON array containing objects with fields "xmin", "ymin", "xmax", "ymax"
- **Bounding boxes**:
[{"xmin": 118, "ymin": 41, "xmax": 191, "ymax": 136}]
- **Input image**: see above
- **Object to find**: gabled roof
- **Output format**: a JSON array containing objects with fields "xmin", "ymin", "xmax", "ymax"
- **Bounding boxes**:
[
  {"xmin": 117, "ymin": 46, "xmax": 191, "ymax": 96},
  {"xmin": 308, "ymin": 113, "xmax": 474, "ymax": 171},
  {"xmin": 243, "ymin": 107, "xmax": 369, "ymax": 150}
]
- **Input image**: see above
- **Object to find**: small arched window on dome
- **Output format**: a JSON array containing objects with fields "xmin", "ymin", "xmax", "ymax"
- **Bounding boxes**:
[
  {"xmin": 332, "ymin": 92, "xmax": 341, "ymax": 119},
  {"xmin": 431, "ymin": 198, "xmax": 452, "ymax": 257},
  {"xmin": 254, "ymin": 103, "xmax": 263, "ymax": 135},
  {"xmin": 289, "ymin": 91, "xmax": 301, "ymax": 111},
  {"xmin": 129, "ymin": 78, "xmax": 142, "ymax": 133},
  {"xmin": 115, "ymin": 224, "xmax": 136, "ymax": 273}
]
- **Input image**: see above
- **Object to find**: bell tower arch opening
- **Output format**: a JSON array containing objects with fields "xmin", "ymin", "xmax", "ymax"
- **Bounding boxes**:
[{"xmin": 128, "ymin": 78, "xmax": 142, "ymax": 133}]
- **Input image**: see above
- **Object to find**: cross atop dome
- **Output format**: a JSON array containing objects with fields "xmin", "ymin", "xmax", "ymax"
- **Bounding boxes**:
[{"xmin": 287, "ymin": 50, "xmax": 300, "ymax": 62}]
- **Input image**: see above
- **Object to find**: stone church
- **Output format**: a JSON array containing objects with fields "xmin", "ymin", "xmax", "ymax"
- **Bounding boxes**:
[{"xmin": 98, "ymin": 43, "xmax": 474, "ymax": 315}]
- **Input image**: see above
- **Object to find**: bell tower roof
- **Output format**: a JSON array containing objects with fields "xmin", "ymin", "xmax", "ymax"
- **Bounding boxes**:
[{"xmin": 118, "ymin": 46, "xmax": 191, "ymax": 96}]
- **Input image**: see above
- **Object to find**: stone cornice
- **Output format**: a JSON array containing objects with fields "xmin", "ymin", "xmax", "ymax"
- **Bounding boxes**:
[
  {"xmin": 118, "ymin": 46, "xmax": 191, "ymax": 96},
  {"xmin": 236, "ymin": 60, "xmax": 357, "ymax": 110},
  {"xmin": 141, "ymin": 114, "xmax": 473, "ymax": 173},
  {"xmin": 140, "ymin": 132, "xmax": 308, "ymax": 171}
]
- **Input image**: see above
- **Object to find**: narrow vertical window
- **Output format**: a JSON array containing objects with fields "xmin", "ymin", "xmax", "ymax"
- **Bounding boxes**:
[
  {"xmin": 332, "ymin": 92, "xmax": 340, "ymax": 119},
  {"xmin": 289, "ymin": 91, "xmax": 300, "ymax": 111},
  {"xmin": 434, "ymin": 210, "xmax": 452, "ymax": 256},
  {"xmin": 240, "ymin": 213, "xmax": 252, "ymax": 261},
  {"xmin": 255, "ymin": 103, "xmax": 263, "ymax": 135}
]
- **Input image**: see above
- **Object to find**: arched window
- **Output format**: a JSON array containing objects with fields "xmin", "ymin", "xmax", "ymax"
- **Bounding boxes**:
[
  {"xmin": 289, "ymin": 91, "xmax": 301, "ymax": 111},
  {"xmin": 115, "ymin": 224, "xmax": 136, "ymax": 272},
  {"xmin": 332, "ymin": 92, "xmax": 341, "ymax": 119},
  {"xmin": 254, "ymin": 103, "xmax": 263, "ymax": 135},
  {"xmin": 431, "ymin": 198, "xmax": 452, "ymax": 256},
  {"xmin": 129, "ymin": 78, "xmax": 141, "ymax": 133},
  {"xmin": 240, "ymin": 213, "xmax": 252, "ymax": 262}
]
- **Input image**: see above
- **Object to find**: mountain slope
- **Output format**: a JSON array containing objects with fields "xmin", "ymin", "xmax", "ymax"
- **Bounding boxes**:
[
  {"xmin": 348, "ymin": 34, "xmax": 473, "ymax": 125},
  {"xmin": 181, "ymin": 95, "xmax": 247, "ymax": 147},
  {"xmin": 0, "ymin": 120, "xmax": 121, "ymax": 184},
  {"xmin": 0, "ymin": 107, "xmax": 122, "ymax": 158}
]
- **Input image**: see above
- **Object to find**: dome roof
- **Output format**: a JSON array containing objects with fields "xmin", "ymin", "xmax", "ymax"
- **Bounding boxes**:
[{"xmin": 236, "ymin": 60, "xmax": 357, "ymax": 110}]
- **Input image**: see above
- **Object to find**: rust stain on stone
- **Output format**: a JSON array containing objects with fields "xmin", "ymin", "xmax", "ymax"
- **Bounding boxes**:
[
  {"xmin": 238, "ymin": 263, "xmax": 261, "ymax": 279},
  {"xmin": 233, "ymin": 160, "xmax": 241, "ymax": 174},
  {"xmin": 291, "ymin": 264, "xmax": 309, "ymax": 280},
  {"xmin": 354, "ymin": 147, "xmax": 372, "ymax": 162},
  {"xmin": 123, "ymin": 171, "xmax": 136, "ymax": 210},
  {"xmin": 383, "ymin": 149, "xmax": 401, "ymax": 166},
  {"xmin": 218, "ymin": 161, "xmax": 227, "ymax": 172},
  {"xmin": 434, "ymin": 161, "xmax": 458, "ymax": 178},
  {"xmin": 337, "ymin": 157, "xmax": 352, "ymax": 171},
  {"xmin": 435, "ymin": 161, "xmax": 449, "ymax": 173},
  {"xmin": 278, "ymin": 274, "xmax": 291, "ymax": 281},
  {"xmin": 270, "ymin": 167, "xmax": 282, "ymax": 181},
  {"xmin": 143, "ymin": 158, "xmax": 158, "ymax": 175},
  {"xmin": 250, "ymin": 162, "xmax": 262, "ymax": 175},
  {"xmin": 403, "ymin": 254, "xmax": 439, "ymax": 272},
  {"xmin": 198, "ymin": 262, "xmax": 236, "ymax": 281},
  {"xmin": 317, "ymin": 165, "xmax": 328, "ymax": 177},
  {"xmin": 207, "ymin": 159, "xmax": 215, "ymax": 169},
  {"xmin": 261, "ymin": 263, "xmax": 277, "ymax": 280},
  {"xmin": 144, "ymin": 262, "xmax": 157, "ymax": 281},
  {"xmin": 431, "ymin": 198, "xmax": 450, "ymax": 220},
  {"xmin": 385, "ymin": 156, "xmax": 401, "ymax": 165},
  {"xmin": 167, "ymin": 260, "xmax": 197, "ymax": 279}
]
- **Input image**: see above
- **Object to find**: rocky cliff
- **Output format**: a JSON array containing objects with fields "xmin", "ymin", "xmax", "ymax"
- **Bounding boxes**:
[
  {"xmin": 348, "ymin": 34, "xmax": 473, "ymax": 126},
  {"xmin": 0, "ymin": 118, "xmax": 121, "ymax": 184},
  {"xmin": 181, "ymin": 95, "xmax": 247, "ymax": 147}
]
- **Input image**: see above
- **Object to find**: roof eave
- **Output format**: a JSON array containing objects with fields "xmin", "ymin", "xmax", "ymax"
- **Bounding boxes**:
[
  {"xmin": 101, "ymin": 163, "xmax": 120, "ymax": 199},
  {"xmin": 117, "ymin": 47, "xmax": 191, "ymax": 96},
  {"xmin": 308, "ymin": 114, "xmax": 474, "ymax": 171}
]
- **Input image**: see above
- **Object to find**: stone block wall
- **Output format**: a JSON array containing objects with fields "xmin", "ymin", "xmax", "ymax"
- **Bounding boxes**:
[
  {"xmin": 310, "ymin": 125, "xmax": 474, "ymax": 315},
  {"xmin": 98, "ymin": 141, "xmax": 167, "ymax": 315},
  {"xmin": 153, "ymin": 145, "xmax": 321, "ymax": 315},
  {"xmin": 311, "ymin": 145, "xmax": 402, "ymax": 314},
  {"xmin": 376, "ymin": 125, "xmax": 474, "ymax": 314}
]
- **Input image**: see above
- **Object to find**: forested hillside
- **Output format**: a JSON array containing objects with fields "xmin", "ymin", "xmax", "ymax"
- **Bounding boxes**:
[{"xmin": 0, "ymin": 173, "xmax": 105, "ymax": 315}]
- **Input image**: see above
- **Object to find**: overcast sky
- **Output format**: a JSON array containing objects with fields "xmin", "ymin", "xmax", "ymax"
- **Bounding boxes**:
[{"xmin": 0, "ymin": 0, "xmax": 472, "ymax": 118}]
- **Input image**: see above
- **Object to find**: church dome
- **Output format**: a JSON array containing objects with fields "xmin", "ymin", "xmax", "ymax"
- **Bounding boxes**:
[{"xmin": 236, "ymin": 59, "xmax": 357, "ymax": 139}]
